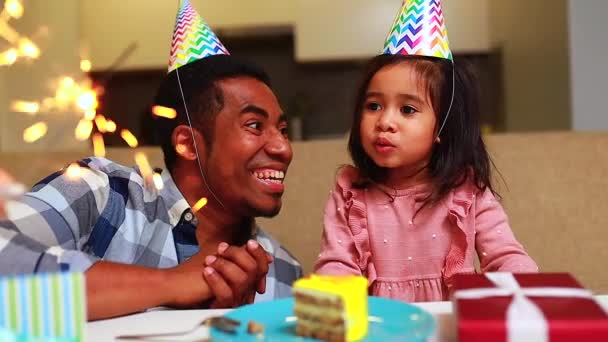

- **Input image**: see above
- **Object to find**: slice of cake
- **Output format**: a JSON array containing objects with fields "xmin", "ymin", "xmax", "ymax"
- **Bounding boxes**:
[{"xmin": 293, "ymin": 275, "xmax": 368, "ymax": 342}]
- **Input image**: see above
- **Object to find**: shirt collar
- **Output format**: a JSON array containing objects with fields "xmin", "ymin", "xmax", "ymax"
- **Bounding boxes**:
[
  {"xmin": 158, "ymin": 169, "xmax": 258, "ymax": 236},
  {"xmin": 158, "ymin": 168, "xmax": 192, "ymax": 227}
]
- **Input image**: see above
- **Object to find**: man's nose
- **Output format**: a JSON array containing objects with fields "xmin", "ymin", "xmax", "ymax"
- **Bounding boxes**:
[{"xmin": 265, "ymin": 130, "xmax": 292, "ymax": 163}]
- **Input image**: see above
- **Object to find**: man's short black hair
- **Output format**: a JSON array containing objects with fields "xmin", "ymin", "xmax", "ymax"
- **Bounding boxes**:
[{"xmin": 153, "ymin": 54, "xmax": 272, "ymax": 171}]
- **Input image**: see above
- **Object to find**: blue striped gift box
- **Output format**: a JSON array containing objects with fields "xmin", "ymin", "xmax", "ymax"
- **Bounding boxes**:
[{"xmin": 0, "ymin": 272, "xmax": 85, "ymax": 341}]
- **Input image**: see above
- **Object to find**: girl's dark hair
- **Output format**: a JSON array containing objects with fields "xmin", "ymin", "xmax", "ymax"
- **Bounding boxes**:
[
  {"xmin": 348, "ymin": 54, "xmax": 497, "ymax": 205},
  {"xmin": 153, "ymin": 54, "xmax": 271, "ymax": 172}
]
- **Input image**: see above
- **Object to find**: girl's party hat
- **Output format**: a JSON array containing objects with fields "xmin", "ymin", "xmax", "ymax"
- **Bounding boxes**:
[
  {"xmin": 168, "ymin": 0, "xmax": 229, "ymax": 72},
  {"xmin": 383, "ymin": 0, "xmax": 453, "ymax": 60}
]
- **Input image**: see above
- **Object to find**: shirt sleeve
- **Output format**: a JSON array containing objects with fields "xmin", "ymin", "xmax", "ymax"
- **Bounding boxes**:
[
  {"xmin": 253, "ymin": 228, "xmax": 303, "ymax": 301},
  {"xmin": 314, "ymin": 181, "xmax": 365, "ymax": 276},
  {"xmin": 272, "ymin": 246, "xmax": 303, "ymax": 299},
  {"xmin": 0, "ymin": 162, "xmax": 110, "ymax": 274},
  {"xmin": 475, "ymin": 188, "xmax": 539, "ymax": 273}
]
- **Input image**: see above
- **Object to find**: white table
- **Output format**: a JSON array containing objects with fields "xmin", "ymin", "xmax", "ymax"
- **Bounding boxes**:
[{"xmin": 87, "ymin": 295, "xmax": 608, "ymax": 342}]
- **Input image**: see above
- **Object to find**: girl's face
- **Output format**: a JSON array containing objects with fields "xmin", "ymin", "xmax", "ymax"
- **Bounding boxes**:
[{"xmin": 360, "ymin": 62, "xmax": 437, "ymax": 184}]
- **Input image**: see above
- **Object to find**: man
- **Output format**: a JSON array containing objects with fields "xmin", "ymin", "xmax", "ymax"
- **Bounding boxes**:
[{"xmin": 0, "ymin": 1, "xmax": 301, "ymax": 320}]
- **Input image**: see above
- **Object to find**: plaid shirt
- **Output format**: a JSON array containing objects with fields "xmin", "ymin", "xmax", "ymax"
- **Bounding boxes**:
[{"xmin": 0, "ymin": 157, "xmax": 302, "ymax": 302}]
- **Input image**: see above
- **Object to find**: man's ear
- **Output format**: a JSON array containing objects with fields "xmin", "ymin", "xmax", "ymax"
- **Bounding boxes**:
[{"xmin": 172, "ymin": 125, "xmax": 206, "ymax": 161}]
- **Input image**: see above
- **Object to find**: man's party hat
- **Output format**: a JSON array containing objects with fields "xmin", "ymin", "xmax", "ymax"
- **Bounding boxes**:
[
  {"xmin": 168, "ymin": 0, "xmax": 229, "ymax": 72},
  {"xmin": 383, "ymin": 0, "xmax": 453, "ymax": 60}
]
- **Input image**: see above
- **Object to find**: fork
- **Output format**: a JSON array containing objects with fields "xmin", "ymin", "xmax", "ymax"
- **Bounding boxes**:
[{"xmin": 115, "ymin": 316, "xmax": 241, "ymax": 340}]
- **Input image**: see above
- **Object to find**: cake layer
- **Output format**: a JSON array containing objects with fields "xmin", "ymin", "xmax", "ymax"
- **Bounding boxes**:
[{"xmin": 294, "ymin": 306, "xmax": 344, "ymax": 324}]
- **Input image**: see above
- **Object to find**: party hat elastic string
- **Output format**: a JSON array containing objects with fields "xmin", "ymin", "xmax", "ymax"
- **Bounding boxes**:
[
  {"xmin": 175, "ymin": 66, "xmax": 227, "ymax": 210},
  {"xmin": 171, "ymin": 0, "xmax": 227, "ymax": 209},
  {"xmin": 436, "ymin": 59, "xmax": 454, "ymax": 139}
]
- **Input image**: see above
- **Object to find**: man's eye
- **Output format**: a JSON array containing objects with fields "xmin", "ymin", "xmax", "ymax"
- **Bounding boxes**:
[
  {"xmin": 366, "ymin": 102, "xmax": 382, "ymax": 111},
  {"xmin": 280, "ymin": 127, "xmax": 289, "ymax": 137},
  {"xmin": 246, "ymin": 122, "xmax": 261, "ymax": 130},
  {"xmin": 401, "ymin": 105, "xmax": 417, "ymax": 115}
]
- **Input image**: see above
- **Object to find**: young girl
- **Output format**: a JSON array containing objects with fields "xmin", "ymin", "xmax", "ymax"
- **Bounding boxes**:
[{"xmin": 314, "ymin": 53, "xmax": 538, "ymax": 302}]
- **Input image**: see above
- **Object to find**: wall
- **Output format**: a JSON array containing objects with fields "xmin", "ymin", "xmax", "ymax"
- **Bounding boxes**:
[
  {"xmin": 295, "ymin": 0, "xmax": 490, "ymax": 61},
  {"xmin": 0, "ymin": 59, "xmax": 6, "ymax": 151},
  {"xmin": 81, "ymin": 0, "xmax": 491, "ymax": 69},
  {"xmin": 488, "ymin": 0, "xmax": 571, "ymax": 131},
  {"xmin": 1, "ymin": 0, "xmax": 575, "ymax": 149},
  {"xmin": 0, "ymin": 0, "xmax": 87, "ymax": 152},
  {"xmin": 569, "ymin": 0, "xmax": 608, "ymax": 131},
  {"xmin": 80, "ymin": 0, "xmax": 296, "ymax": 70}
]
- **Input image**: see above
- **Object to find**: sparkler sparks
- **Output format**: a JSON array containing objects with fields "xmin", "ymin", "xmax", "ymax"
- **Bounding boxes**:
[
  {"xmin": 4, "ymin": 2, "xmax": 201, "ymax": 212},
  {"xmin": 92, "ymin": 133, "xmax": 105, "ymax": 157},
  {"xmin": 1, "ymin": 1, "xmax": 40, "ymax": 64},
  {"xmin": 193, "ymin": 197, "xmax": 208, "ymax": 212},
  {"xmin": 65, "ymin": 163, "xmax": 81, "ymax": 179},
  {"xmin": 152, "ymin": 105, "xmax": 177, "ymax": 119},
  {"xmin": 23, "ymin": 121, "xmax": 47, "ymax": 143},
  {"xmin": 74, "ymin": 119, "xmax": 93, "ymax": 141},
  {"xmin": 121, "ymin": 129, "xmax": 138, "ymax": 148}
]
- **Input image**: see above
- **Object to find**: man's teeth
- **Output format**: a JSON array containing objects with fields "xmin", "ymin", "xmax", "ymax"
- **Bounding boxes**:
[{"xmin": 254, "ymin": 171, "xmax": 285, "ymax": 182}]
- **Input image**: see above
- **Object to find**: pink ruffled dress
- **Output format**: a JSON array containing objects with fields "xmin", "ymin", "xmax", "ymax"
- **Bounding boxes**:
[{"xmin": 314, "ymin": 166, "xmax": 538, "ymax": 302}]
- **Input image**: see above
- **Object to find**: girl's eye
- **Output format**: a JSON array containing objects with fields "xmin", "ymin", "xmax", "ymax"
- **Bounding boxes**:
[
  {"xmin": 401, "ymin": 105, "xmax": 417, "ymax": 115},
  {"xmin": 366, "ymin": 102, "xmax": 382, "ymax": 111},
  {"xmin": 246, "ymin": 122, "xmax": 261, "ymax": 130}
]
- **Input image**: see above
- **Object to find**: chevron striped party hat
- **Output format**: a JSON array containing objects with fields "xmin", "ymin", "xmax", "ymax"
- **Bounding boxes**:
[
  {"xmin": 383, "ymin": 0, "xmax": 452, "ymax": 60},
  {"xmin": 168, "ymin": 0, "xmax": 229, "ymax": 72}
]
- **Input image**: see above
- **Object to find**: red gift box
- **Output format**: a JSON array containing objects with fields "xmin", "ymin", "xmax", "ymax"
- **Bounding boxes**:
[{"xmin": 452, "ymin": 272, "xmax": 608, "ymax": 342}]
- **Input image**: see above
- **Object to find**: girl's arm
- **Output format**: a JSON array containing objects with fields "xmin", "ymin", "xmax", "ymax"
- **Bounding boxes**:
[
  {"xmin": 475, "ymin": 188, "xmax": 539, "ymax": 272},
  {"xmin": 314, "ymin": 182, "xmax": 366, "ymax": 276}
]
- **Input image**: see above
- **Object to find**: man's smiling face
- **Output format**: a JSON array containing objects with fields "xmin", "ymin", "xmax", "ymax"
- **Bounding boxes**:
[{"xmin": 202, "ymin": 77, "xmax": 292, "ymax": 217}]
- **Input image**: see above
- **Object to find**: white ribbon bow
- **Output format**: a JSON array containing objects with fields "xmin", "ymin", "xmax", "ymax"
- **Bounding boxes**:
[{"xmin": 454, "ymin": 272, "xmax": 593, "ymax": 342}]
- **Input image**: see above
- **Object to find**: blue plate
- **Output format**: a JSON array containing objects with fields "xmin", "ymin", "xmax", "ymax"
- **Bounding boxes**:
[{"xmin": 210, "ymin": 296, "xmax": 436, "ymax": 341}]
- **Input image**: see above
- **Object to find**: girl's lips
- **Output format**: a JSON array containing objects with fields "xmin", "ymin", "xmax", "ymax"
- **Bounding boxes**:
[
  {"xmin": 375, "ymin": 137, "xmax": 395, "ymax": 147},
  {"xmin": 374, "ymin": 144, "xmax": 396, "ymax": 154},
  {"xmin": 374, "ymin": 137, "xmax": 396, "ymax": 153}
]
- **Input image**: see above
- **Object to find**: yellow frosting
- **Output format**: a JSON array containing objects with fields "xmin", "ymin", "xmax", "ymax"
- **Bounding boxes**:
[{"xmin": 294, "ymin": 275, "xmax": 369, "ymax": 341}]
